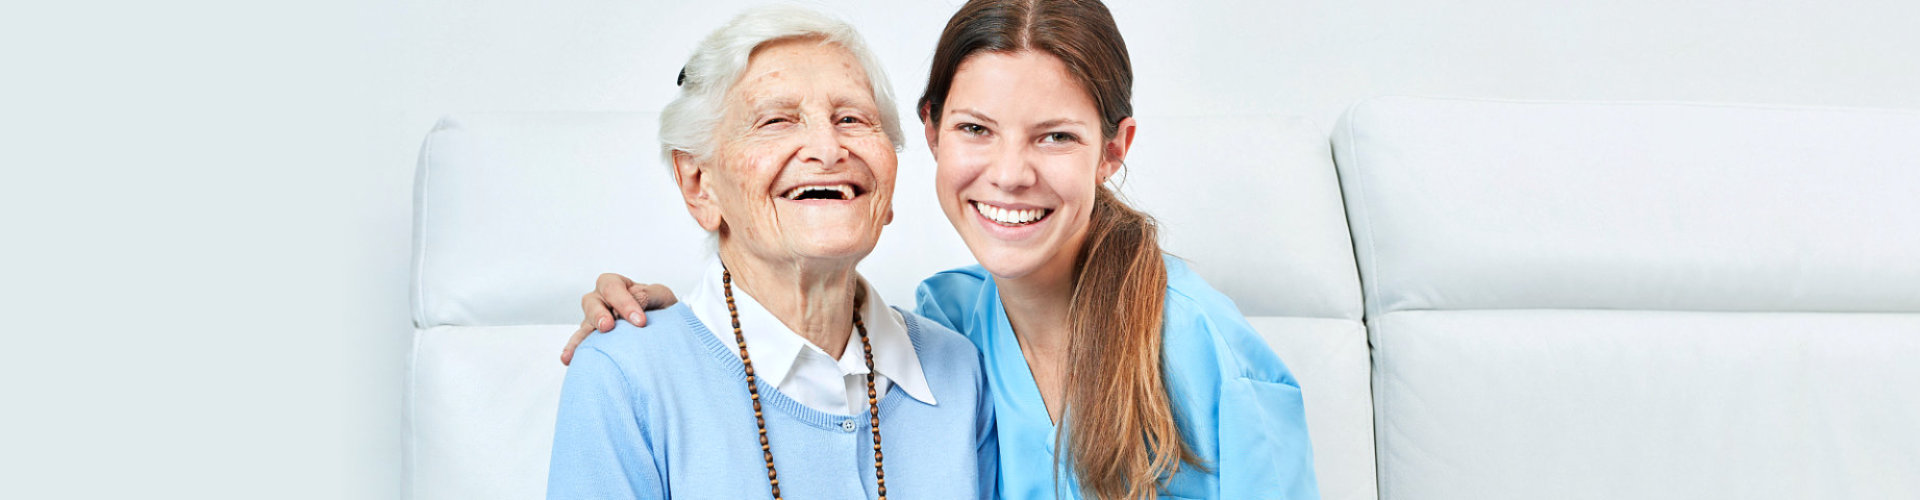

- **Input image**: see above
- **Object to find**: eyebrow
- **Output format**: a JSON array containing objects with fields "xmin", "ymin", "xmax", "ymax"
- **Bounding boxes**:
[
  {"xmin": 1034, "ymin": 118, "xmax": 1088, "ymax": 130},
  {"xmin": 947, "ymin": 108, "xmax": 998, "ymax": 127},
  {"xmin": 829, "ymin": 95, "xmax": 878, "ymax": 111},
  {"xmin": 949, "ymin": 108, "xmax": 1087, "ymax": 131},
  {"xmin": 748, "ymin": 96, "xmax": 801, "ymax": 112}
]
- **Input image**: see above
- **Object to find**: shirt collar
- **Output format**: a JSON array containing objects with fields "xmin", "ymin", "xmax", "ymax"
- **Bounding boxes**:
[
  {"xmin": 858, "ymin": 274, "xmax": 936, "ymax": 405},
  {"xmin": 685, "ymin": 255, "xmax": 936, "ymax": 405}
]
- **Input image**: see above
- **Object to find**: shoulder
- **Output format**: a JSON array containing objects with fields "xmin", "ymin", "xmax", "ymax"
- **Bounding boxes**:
[
  {"xmin": 1158, "ymin": 255, "xmax": 1297, "ymax": 385},
  {"xmin": 573, "ymin": 304, "xmax": 707, "ymax": 378},
  {"xmin": 1160, "ymin": 254, "xmax": 1236, "ymax": 337},
  {"xmin": 897, "ymin": 308, "xmax": 990, "ymax": 414},
  {"xmin": 897, "ymin": 308, "xmax": 984, "ymax": 374},
  {"xmin": 1162, "ymin": 254, "xmax": 1232, "ymax": 313},
  {"xmin": 916, "ymin": 265, "xmax": 991, "ymax": 302},
  {"xmin": 924, "ymin": 264, "xmax": 993, "ymax": 284},
  {"xmin": 913, "ymin": 265, "xmax": 993, "ymax": 334}
]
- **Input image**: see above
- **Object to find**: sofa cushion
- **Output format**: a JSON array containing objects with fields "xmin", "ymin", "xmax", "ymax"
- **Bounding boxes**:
[
  {"xmin": 1336, "ymin": 97, "xmax": 1920, "ymax": 500},
  {"xmin": 406, "ymin": 324, "xmax": 569, "ymax": 500},
  {"xmin": 1251, "ymin": 316, "xmax": 1377, "ymax": 500},
  {"xmin": 1370, "ymin": 310, "xmax": 1920, "ymax": 499}
]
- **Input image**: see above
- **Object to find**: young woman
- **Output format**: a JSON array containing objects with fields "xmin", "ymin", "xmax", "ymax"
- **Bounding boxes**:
[{"xmin": 567, "ymin": 1, "xmax": 1318, "ymax": 498}]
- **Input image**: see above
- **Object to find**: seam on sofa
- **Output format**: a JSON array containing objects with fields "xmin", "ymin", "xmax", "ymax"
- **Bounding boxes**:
[
  {"xmin": 1342, "ymin": 101, "xmax": 1384, "ymax": 319},
  {"xmin": 1336, "ymin": 99, "xmax": 1393, "ymax": 500},
  {"xmin": 404, "ymin": 327, "xmax": 423, "ymax": 499},
  {"xmin": 404, "ymin": 119, "xmax": 443, "ymax": 498},
  {"xmin": 1367, "ymin": 308, "xmax": 1391, "ymax": 500},
  {"xmin": 411, "ymin": 118, "xmax": 447, "ymax": 330}
]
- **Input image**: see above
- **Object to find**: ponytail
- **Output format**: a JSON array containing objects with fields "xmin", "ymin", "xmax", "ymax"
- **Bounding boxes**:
[{"xmin": 1063, "ymin": 186, "xmax": 1198, "ymax": 499}]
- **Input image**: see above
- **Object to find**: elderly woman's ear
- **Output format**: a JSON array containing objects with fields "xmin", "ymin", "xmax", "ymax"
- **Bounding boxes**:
[{"xmin": 671, "ymin": 150, "xmax": 724, "ymax": 232}]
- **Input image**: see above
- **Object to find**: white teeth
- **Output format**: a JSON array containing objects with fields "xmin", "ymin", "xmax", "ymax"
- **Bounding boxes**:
[
  {"xmin": 973, "ymin": 201, "xmax": 1048, "ymax": 225},
  {"xmin": 783, "ymin": 184, "xmax": 854, "ymax": 200}
]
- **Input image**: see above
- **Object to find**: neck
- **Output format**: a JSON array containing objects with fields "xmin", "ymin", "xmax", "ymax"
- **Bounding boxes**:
[
  {"xmin": 996, "ymin": 256, "xmax": 1078, "ymax": 357},
  {"xmin": 719, "ymin": 245, "xmax": 860, "ymax": 359}
]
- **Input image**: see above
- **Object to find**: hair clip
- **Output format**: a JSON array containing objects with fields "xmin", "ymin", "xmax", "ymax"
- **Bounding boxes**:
[{"xmin": 677, "ymin": 66, "xmax": 687, "ymax": 87}]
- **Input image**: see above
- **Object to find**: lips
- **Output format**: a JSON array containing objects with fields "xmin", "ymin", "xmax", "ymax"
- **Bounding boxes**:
[
  {"xmin": 779, "ymin": 182, "xmax": 866, "ymax": 201},
  {"xmin": 783, "ymin": 184, "xmax": 853, "ymax": 200},
  {"xmin": 971, "ymin": 200, "xmax": 1051, "ymax": 226}
]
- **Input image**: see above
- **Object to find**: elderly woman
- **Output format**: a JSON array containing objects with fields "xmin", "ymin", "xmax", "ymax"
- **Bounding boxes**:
[{"xmin": 545, "ymin": 6, "xmax": 994, "ymax": 500}]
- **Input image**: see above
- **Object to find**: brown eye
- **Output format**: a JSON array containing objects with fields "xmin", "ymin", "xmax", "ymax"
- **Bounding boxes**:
[
  {"xmin": 1041, "ymin": 132, "xmax": 1078, "ymax": 144},
  {"xmin": 958, "ymin": 123, "xmax": 988, "ymax": 136}
]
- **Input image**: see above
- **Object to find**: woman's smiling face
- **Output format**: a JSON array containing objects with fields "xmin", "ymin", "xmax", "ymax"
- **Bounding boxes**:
[
  {"xmin": 927, "ymin": 50, "xmax": 1125, "ymax": 282},
  {"xmin": 685, "ymin": 37, "xmax": 897, "ymax": 267}
]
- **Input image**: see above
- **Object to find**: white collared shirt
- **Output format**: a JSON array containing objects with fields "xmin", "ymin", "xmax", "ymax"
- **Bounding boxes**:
[{"xmin": 684, "ymin": 256, "xmax": 936, "ymax": 415}]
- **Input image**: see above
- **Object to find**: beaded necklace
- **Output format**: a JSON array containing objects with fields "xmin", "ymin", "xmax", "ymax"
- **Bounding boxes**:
[{"xmin": 723, "ymin": 268, "xmax": 887, "ymax": 499}]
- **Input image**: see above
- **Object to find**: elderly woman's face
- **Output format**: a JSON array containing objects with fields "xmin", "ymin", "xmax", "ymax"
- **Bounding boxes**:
[{"xmin": 686, "ymin": 38, "xmax": 897, "ymax": 266}]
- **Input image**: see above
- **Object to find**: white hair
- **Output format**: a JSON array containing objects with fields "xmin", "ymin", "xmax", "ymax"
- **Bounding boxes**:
[{"xmin": 660, "ymin": 5, "xmax": 906, "ymax": 167}]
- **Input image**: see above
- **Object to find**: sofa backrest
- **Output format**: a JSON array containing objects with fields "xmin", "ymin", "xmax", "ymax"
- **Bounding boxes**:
[
  {"xmin": 408, "ymin": 112, "xmax": 1373, "ymax": 499},
  {"xmin": 1334, "ymin": 97, "xmax": 1920, "ymax": 499}
]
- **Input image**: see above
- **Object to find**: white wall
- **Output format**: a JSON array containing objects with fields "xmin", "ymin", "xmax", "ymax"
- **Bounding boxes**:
[
  {"xmin": 5, "ymin": 0, "xmax": 1915, "ymax": 497},
  {"xmin": 396, "ymin": 0, "xmax": 1920, "ymax": 138}
]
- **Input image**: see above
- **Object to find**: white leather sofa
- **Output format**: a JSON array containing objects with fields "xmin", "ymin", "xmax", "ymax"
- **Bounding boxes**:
[
  {"xmin": 1334, "ymin": 97, "xmax": 1920, "ymax": 499},
  {"xmin": 407, "ymin": 97, "xmax": 1919, "ymax": 499}
]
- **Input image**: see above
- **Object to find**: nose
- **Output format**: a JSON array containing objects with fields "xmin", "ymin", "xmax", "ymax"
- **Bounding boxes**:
[
  {"xmin": 985, "ymin": 142, "xmax": 1036, "ymax": 191},
  {"xmin": 798, "ymin": 119, "xmax": 849, "ymax": 169}
]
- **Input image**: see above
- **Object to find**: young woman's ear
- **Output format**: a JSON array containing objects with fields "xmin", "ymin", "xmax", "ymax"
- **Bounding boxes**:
[
  {"xmin": 671, "ymin": 151, "xmax": 724, "ymax": 232},
  {"xmin": 1099, "ymin": 117, "xmax": 1138, "ymax": 182},
  {"xmin": 920, "ymin": 102, "xmax": 941, "ymax": 150}
]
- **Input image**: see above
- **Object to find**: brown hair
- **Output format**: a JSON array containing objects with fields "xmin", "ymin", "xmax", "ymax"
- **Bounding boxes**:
[{"xmin": 918, "ymin": 1, "xmax": 1197, "ymax": 498}]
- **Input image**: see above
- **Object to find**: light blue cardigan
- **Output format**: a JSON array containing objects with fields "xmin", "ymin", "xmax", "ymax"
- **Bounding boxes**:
[
  {"xmin": 547, "ymin": 304, "xmax": 997, "ymax": 499},
  {"xmin": 916, "ymin": 255, "xmax": 1320, "ymax": 500}
]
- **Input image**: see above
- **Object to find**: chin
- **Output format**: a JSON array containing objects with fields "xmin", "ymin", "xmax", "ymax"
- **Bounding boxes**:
[
  {"xmin": 805, "ymin": 244, "xmax": 876, "ymax": 262},
  {"xmin": 966, "ymin": 242, "xmax": 1049, "ymax": 281},
  {"xmin": 793, "ymin": 231, "xmax": 879, "ymax": 262}
]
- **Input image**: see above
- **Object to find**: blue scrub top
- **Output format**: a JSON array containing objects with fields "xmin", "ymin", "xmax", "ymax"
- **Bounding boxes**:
[{"xmin": 916, "ymin": 255, "xmax": 1320, "ymax": 500}]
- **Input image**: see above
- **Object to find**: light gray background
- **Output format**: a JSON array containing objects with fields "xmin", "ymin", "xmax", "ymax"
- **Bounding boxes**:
[{"xmin": 4, "ymin": 0, "xmax": 1915, "ymax": 497}]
